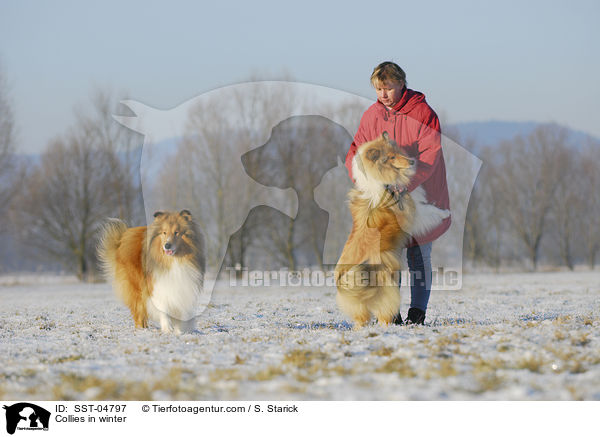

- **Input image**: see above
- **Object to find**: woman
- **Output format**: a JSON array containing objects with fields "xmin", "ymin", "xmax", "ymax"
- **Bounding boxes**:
[{"xmin": 345, "ymin": 61, "xmax": 451, "ymax": 325}]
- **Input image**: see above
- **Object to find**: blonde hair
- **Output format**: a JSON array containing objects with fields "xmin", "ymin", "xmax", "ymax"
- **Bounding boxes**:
[{"xmin": 370, "ymin": 62, "xmax": 406, "ymax": 88}]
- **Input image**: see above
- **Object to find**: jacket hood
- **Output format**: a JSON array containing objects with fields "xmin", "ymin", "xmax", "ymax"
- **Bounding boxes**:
[{"xmin": 378, "ymin": 87, "xmax": 426, "ymax": 115}]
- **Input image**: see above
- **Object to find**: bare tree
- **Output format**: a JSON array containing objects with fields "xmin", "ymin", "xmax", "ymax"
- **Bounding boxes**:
[
  {"xmin": 579, "ymin": 139, "xmax": 600, "ymax": 268},
  {"xmin": 490, "ymin": 125, "xmax": 570, "ymax": 269},
  {"xmin": 549, "ymin": 146, "xmax": 586, "ymax": 270},
  {"xmin": 13, "ymin": 124, "xmax": 125, "ymax": 280},
  {"xmin": 158, "ymin": 102, "xmax": 254, "ymax": 268},
  {"xmin": 75, "ymin": 88, "xmax": 144, "ymax": 224},
  {"xmin": 154, "ymin": 83, "xmax": 299, "ymax": 270},
  {"xmin": 465, "ymin": 146, "xmax": 522, "ymax": 270},
  {"xmin": 9, "ymin": 87, "xmax": 143, "ymax": 278},
  {"xmin": 464, "ymin": 183, "xmax": 487, "ymax": 265},
  {"xmin": 0, "ymin": 65, "xmax": 17, "ymax": 223}
]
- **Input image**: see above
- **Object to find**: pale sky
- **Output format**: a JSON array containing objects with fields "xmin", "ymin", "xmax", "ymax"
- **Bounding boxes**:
[{"xmin": 1, "ymin": 0, "xmax": 598, "ymax": 154}]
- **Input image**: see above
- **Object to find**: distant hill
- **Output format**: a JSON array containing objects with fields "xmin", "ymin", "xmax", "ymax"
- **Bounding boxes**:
[
  {"xmin": 448, "ymin": 120, "xmax": 599, "ymax": 151},
  {"xmin": 17, "ymin": 121, "xmax": 599, "ymax": 164}
]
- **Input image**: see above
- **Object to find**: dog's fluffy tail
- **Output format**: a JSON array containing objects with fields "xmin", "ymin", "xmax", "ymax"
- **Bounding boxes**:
[
  {"xmin": 335, "ymin": 251, "xmax": 401, "ymax": 301},
  {"xmin": 336, "ymin": 263, "xmax": 382, "ymax": 301},
  {"xmin": 96, "ymin": 219, "xmax": 128, "ymax": 280},
  {"xmin": 335, "ymin": 252, "xmax": 402, "ymax": 326}
]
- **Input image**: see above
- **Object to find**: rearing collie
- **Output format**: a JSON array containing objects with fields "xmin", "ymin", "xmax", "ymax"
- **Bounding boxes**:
[
  {"xmin": 97, "ymin": 210, "xmax": 206, "ymax": 334},
  {"xmin": 335, "ymin": 132, "xmax": 449, "ymax": 328}
]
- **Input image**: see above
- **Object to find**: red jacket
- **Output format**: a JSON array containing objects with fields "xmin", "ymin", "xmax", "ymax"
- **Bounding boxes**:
[{"xmin": 345, "ymin": 88, "xmax": 451, "ymax": 245}]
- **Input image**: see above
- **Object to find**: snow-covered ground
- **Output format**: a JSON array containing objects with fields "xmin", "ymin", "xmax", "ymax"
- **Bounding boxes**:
[{"xmin": 1, "ymin": 270, "xmax": 599, "ymax": 400}]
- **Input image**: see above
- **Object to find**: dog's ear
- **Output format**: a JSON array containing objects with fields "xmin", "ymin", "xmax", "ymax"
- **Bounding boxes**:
[
  {"xmin": 179, "ymin": 209, "xmax": 192, "ymax": 221},
  {"xmin": 153, "ymin": 211, "xmax": 166, "ymax": 219},
  {"xmin": 382, "ymin": 131, "xmax": 390, "ymax": 142},
  {"xmin": 366, "ymin": 148, "xmax": 381, "ymax": 163}
]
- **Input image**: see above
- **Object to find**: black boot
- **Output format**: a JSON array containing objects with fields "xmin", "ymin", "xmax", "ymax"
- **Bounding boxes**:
[
  {"xmin": 392, "ymin": 313, "xmax": 403, "ymax": 325},
  {"xmin": 406, "ymin": 307, "xmax": 426, "ymax": 325}
]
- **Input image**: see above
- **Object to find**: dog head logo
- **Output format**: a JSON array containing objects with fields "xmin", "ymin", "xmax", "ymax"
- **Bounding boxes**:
[
  {"xmin": 3, "ymin": 403, "xmax": 50, "ymax": 435},
  {"xmin": 113, "ymin": 81, "xmax": 480, "ymax": 318},
  {"xmin": 237, "ymin": 115, "xmax": 351, "ymax": 269}
]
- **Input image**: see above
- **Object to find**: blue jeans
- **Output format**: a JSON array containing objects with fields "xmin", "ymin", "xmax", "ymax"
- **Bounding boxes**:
[{"xmin": 401, "ymin": 242, "xmax": 432, "ymax": 312}]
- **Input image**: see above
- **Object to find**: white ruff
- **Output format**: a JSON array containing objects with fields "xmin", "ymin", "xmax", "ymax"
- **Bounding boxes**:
[
  {"xmin": 352, "ymin": 155, "xmax": 449, "ymax": 237},
  {"xmin": 147, "ymin": 260, "xmax": 203, "ymax": 333},
  {"xmin": 352, "ymin": 155, "xmax": 385, "ymax": 206}
]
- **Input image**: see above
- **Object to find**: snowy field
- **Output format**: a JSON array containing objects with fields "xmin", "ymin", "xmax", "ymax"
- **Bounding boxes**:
[{"xmin": 1, "ymin": 270, "xmax": 599, "ymax": 401}]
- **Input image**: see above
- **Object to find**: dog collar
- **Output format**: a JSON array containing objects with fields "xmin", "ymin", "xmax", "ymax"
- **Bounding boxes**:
[{"xmin": 383, "ymin": 185, "xmax": 409, "ymax": 209}]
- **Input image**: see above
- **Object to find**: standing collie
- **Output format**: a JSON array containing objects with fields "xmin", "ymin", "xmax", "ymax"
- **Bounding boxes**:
[
  {"xmin": 335, "ymin": 132, "xmax": 449, "ymax": 328},
  {"xmin": 97, "ymin": 210, "xmax": 206, "ymax": 334}
]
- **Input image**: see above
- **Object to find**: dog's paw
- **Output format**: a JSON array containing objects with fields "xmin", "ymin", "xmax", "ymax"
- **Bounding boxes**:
[{"xmin": 352, "ymin": 322, "xmax": 365, "ymax": 331}]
